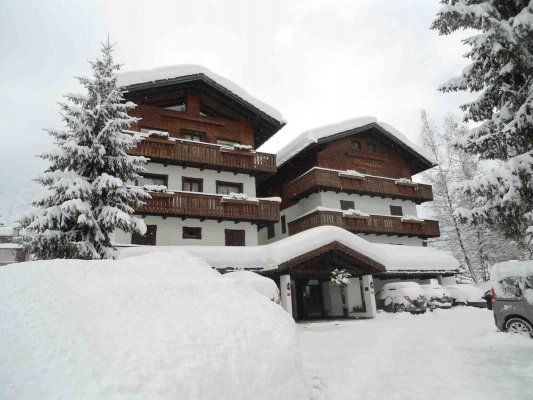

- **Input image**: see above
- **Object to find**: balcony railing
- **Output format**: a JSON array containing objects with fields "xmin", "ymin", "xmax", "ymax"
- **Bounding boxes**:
[
  {"xmin": 128, "ymin": 135, "xmax": 277, "ymax": 174},
  {"xmin": 288, "ymin": 210, "xmax": 440, "ymax": 238},
  {"xmin": 137, "ymin": 191, "xmax": 280, "ymax": 223},
  {"xmin": 283, "ymin": 168, "xmax": 433, "ymax": 204}
]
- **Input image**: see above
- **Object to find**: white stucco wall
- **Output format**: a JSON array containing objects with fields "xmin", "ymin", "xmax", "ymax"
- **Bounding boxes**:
[
  {"xmin": 144, "ymin": 162, "xmax": 257, "ymax": 196},
  {"xmin": 113, "ymin": 216, "xmax": 258, "ymax": 246}
]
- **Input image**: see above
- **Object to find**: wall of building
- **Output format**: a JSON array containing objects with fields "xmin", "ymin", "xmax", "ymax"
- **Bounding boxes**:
[
  {"xmin": 143, "ymin": 163, "xmax": 257, "ymax": 197},
  {"xmin": 259, "ymin": 190, "xmax": 422, "ymax": 245},
  {"xmin": 113, "ymin": 216, "xmax": 258, "ymax": 246}
]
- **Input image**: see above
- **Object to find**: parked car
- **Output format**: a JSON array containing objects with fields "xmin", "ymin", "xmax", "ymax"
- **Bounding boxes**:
[
  {"xmin": 420, "ymin": 284, "xmax": 452, "ymax": 309},
  {"xmin": 443, "ymin": 284, "xmax": 487, "ymax": 308},
  {"xmin": 376, "ymin": 282, "xmax": 427, "ymax": 314},
  {"xmin": 492, "ymin": 261, "xmax": 533, "ymax": 338}
]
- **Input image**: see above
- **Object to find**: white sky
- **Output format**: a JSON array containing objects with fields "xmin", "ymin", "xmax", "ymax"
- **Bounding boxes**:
[{"xmin": 0, "ymin": 0, "xmax": 474, "ymax": 189}]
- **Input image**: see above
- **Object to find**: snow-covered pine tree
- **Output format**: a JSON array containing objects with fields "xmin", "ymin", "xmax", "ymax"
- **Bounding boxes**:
[
  {"xmin": 421, "ymin": 111, "xmax": 528, "ymax": 281},
  {"xmin": 431, "ymin": 1, "xmax": 533, "ymax": 247},
  {"xmin": 20, "ymin": 40, "xmax": 148, "ymax": 260}
]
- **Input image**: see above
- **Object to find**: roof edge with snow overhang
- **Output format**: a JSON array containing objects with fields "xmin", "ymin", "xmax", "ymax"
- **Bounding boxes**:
[
  {"xmin": 118, "ymin": 226, "xmax": 458, "ymax": 274},
  {"xmin": 117, "ymin": 65, "xmax": 286, "ymax": 128},
  {"xmin": 272, "ymin": 117, "xmax": 436, "ymax": 172}
]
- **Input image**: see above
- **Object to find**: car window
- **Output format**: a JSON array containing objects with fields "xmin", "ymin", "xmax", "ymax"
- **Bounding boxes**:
[{"xmin": 499, "ymin": 277, "xmax": 522, "ymax": 298}]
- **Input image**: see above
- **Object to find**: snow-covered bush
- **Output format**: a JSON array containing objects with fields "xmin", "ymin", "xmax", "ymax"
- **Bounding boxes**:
[
  {"xmin": 0, "ymin": 251, "xmax": 310, "ymax": 399},
  {"xmin": 147, "ymin": 130, "xmax": 169, "ymax": 138},
  {"xmin": 142, "ymin": 184, "xmax": 167, "ymax": 193},
  {"xmin": 331, "ymin": 268, "xmax": 351, "ymax": 287},
  {"xmin": 222, "ymin": 270, "xmax": 280, "ymax": 302},
  {"xmin": 342, "ymin": 208, "xmax": 370, "ymax": 217},
  {"xmin": 222, "ymin": 192, "xmax": 249, "ymax": 201}
]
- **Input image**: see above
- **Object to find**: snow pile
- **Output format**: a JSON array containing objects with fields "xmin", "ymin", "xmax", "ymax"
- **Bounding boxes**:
[
  {"xmin": 117, "ymin": 65, "xmax": 285, "ymax": 124},
  {"xmin": 0, "ymin": 252, "xmax": 310, "ymax": 400},
  {"xmin": 444, "ymin": 284, "xmax": 484, "ymax": 303},
  {"xmin": 147, "ymin": 129, "xmax": 169, "ymax": 138},
  {"xmin": 222, "ymin": 270, "xmax": 279, "ymax": 302},
  {"xmin": 231, "ymin": 144, "xmax": 253, "ymax": 151},
  {"xmin": 491, "ymin": 260, "xmax": 533, "ymax": 302},
  {"xmin": 395, "ymin": 178, "xmax": 415, "ymax": 185},
  {"xmin": 342, "ymin": 208, "xmax": 370, "ymax": 217},
  {"xmin": 339, "ymin": 169, "xmax": 365, "ymax": 178},
  {"xmin": 274, "ymin": 117, "xmax": 435, "ymax": 166},
  {"xmin": 401, "ymin": 214, "xmax": 425, "ymax": 223}
]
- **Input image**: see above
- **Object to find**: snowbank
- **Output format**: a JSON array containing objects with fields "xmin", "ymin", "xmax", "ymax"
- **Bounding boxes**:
[
  {"xmin": 273, "ymin": 117, "xmax": 435, "ymax": 166},
  {"xmin": 222, "ymin": 270, "xmax": 280, "ymax": 302},
  {"xmin": 117, "ymin": 65, "xmax": 285, "ymax": 124},
  {"xmin": 0, "ymin": 252, "xmax": 309, "ymax": 400}
]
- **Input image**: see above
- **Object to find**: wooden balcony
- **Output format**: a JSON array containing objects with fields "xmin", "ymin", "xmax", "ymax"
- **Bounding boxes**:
[
  {"xmin": 288, "ymin": 210, "xmax": 440, "ymax": 239},
  {"xmin": 284, "ymin": 168, "xmax": 433, "ymax": 205},
  {"xmin": 128, "ymin": 135, "xmax": 277, "ymax": 175},
  {"xmin": 136, "ymin": 191, "xmax": 280, "ymax": 223}
]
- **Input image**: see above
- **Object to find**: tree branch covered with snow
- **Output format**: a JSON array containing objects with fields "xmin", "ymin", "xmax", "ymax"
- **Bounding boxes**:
[
  {"xmin": 20, "ymin": 40, "xmax": 149, "ymax": 260},
  {"xmin": 432, "ymin": 0, "xmax": 533, "ymax": 246}
]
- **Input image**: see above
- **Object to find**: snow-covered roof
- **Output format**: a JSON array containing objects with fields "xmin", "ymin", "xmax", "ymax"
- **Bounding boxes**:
[
  {"xmin": 272, "ymin": 117, "xmax": 435, "ymax": 168},
  {"xmin": 117, "ymin": 65, "xmax": 286, "ymax": 125},
  {"xmin": 372, "ymin": 243, "xmax": 459, "ymax": 273},
  {"xmin": 0, "ymin": 226, "xmax": 15, "ymax": 237},
  {"xmin": 119, "ymin": 226, "xmax": 458, "ymax": 274}
]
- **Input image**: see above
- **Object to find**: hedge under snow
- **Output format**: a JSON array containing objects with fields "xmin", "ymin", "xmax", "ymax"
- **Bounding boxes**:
[{"xmin": 0, "ymin": 251, "xmax": 310, "ymax": 400}]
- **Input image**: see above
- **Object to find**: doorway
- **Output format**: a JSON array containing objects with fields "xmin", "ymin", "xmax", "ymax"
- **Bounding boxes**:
[{"xmin": 295, "ymin": 280, "xmax": 324, "ymax": 319}]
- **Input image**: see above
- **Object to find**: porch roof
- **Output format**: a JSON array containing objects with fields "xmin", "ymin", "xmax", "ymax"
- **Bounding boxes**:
[{"xmin": 118, "ymin": 226, "xmax": 459, "ymax": 275}]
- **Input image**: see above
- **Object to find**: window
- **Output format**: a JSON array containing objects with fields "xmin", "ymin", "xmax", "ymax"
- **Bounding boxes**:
[
  {"xmin": 352, "ymin": 141, "xmax": 361, "ymax": 150},
  {"xmin": 281, "ymin": 215, "xmax": 287, "ymax": 234},
  {"xmin": 182, "ymin": 177, "xmax": 203, "ymax": 192},
  {"xmin": 217, "ymin": 139, "xmax": 240, "ymax": 147},
  {"xmin": 367, "ymin": 143, "xmax": 377, "ymax": 152},
  {"xmin": 216, "ymin": 181, "xmax": 243, "ymax": 195},
  {"xmin": 132, "ymin": 225, "xmax": 157, "ymax": 246},
  {"xmin": 165, "ymin": 103, "xmax": 186, "ymax": 112},
  {"xmin": 225, "ymin": 229, "xmax": 245, "ymax": 246},
  {"xmin": 390, "ymin": 205, "xmax": 403, "ymax": 216},
  {"xmin": 137, "ymin": 173, "xmax": 167, "ymax": 187},
  {"xmin": 182, "ymin": 227, "xmax": 202, "ymax": 240},
  {"xmin": 181, "ymin": 129, "xmax": 205, "ymax": 142},
  {"xmin": 340, "ymin": 200, "xmax": 355, "ymax": 210},
  {"xmin": 267, "ymin": 223, "xmax": 275, "ymax": 239}
]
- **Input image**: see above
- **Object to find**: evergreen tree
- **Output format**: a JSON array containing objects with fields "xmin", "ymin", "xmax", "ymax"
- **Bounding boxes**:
[
  {"xmin": 432, "ymin": 1, "xmax": 533, "ymax": 247},
  {"xmin": 421, "ymin": 111, "xmax": 528, "ymax": 281},
  {"xmin": 20, "ymin": 41, "xmax": 148, "ymax": 260}
]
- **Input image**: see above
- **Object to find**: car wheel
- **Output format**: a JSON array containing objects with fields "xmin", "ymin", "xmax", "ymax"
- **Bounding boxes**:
[
  {"xmin": 394, "ymin": 304, "xmax": 406, "ymax": 313},
  {"xmin": 505, "ymin": 317, "xmax": 533, "ymax": 338}
]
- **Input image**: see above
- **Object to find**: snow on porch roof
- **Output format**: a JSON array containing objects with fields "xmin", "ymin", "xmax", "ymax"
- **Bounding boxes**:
[
  {"xmin": 271, "ymin": 117, "xmax": 436, "ymax": 168},
  {"xmin": 117, "ymin": 64, "xmax": 286, "ymax": 125},
  {"xmin": 118, "ymin": 226, "xmax": 458, "ymax": 274}
]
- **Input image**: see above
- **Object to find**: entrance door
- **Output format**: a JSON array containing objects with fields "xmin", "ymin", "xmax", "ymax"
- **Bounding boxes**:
[{"xmin": 296, "ymin": 281, "xmax": 323, "ymax": 319}]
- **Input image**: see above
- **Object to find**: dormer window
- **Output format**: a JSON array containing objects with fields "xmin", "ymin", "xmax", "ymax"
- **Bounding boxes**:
[
  {"xmin": 367, "ymin": 143, "xmax": 377, "ymax": 152},
  {"xmin": 181, "ymin": 129, "xmax": 205, "ymax": 142},
  {"xmin": 352, "ymin": 141, "xmax": 361, "ymax": 150}
]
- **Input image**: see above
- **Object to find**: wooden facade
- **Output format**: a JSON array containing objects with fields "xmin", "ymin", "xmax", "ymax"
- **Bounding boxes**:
[
  {"xmin": 282, "ymin": 168, "xmax": 433, "ymax": 206},
  {"xmin": 288, "ymin": 210, "xmax": 440, "ymax": 239},
  {"xmin": 128, "ymin": 134, "xmax": 276, "ymax": 175},
  {"xmin": 138, "ymin": 192, "xmax": 280, "ymax": 224}
]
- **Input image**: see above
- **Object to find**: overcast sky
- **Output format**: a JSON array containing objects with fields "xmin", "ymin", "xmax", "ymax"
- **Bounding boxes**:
[{"xmin": 0, "ymin": 0, "xmax": 473, "ymax": 190}]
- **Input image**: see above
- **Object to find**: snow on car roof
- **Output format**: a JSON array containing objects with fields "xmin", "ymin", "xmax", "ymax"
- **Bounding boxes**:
[
  {"xmin": 119, "ymin": 226, "xmax": 459, "ymax": 274},
  {"xmin": 117, "ymin": 64, "xmax": 286, "ymax": 125},
  {"xmin": 491, "ymin": 260, "xmax": 533, "ymax": 281},
  {"xmin": 268, "ymin": 117, "xmax": 435, "ymax": 167}
]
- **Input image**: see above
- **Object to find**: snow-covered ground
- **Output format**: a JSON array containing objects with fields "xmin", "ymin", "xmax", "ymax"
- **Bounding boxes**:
[{"xmin": 301, "ymin": 308, "xmax": 533, "ymax": 400}]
